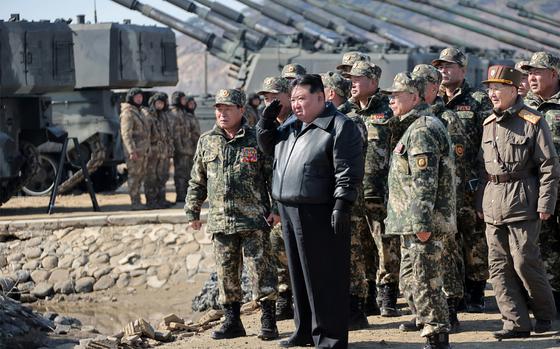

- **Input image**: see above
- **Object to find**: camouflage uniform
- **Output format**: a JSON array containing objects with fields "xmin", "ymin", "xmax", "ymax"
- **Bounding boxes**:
[
  {"xmin": 383, "ymin": 73, "xmax": 456, "ymax": 339},
  {"xmin": 281, "ymin": 63, "xmax": 306, "ymax": 80},
  {"xmin": 522, "ymin": 52, "xmax": 560, "ymax": 296},
  {"xmin": 336, "ymin": 51, "xmax": 371, "ymax": 73},
  {"xmin": 169, "ymin": 91, "xmax": 201, "ymax": 202},
  {"xmin": 185, "ymin": 88, "xmax": 277, "ymax": 305},
  {"xmin": 433, "ymin": 48, "xmax": 493, "ymax": 298},
  {"xmin": 120, "ymin": 89, "xmax": 150, "ymax": 207}
]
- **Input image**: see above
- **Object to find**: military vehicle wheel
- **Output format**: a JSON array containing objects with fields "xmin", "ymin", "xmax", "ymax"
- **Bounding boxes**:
[{"xmin": 22, "ymin": 154, "xmax": 58, "ymax": 196}]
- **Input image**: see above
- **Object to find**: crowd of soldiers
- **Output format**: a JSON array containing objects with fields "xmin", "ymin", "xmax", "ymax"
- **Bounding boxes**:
[
  {"xmin": 120, "ymin": 46, "xmax": 560, "ymax": 349},
  {"xmin": 119, "ymin": 88, "xmax": 201, "ymax": 210}
]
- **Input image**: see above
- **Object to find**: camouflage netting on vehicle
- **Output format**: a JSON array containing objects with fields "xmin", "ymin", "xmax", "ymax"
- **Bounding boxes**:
[{"xmin": 191, "ymin": 270, "xmax": 253, "ymax": 312}]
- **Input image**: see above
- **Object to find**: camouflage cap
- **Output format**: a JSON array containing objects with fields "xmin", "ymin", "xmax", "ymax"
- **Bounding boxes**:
[
  {"xmin": 520, "ymin": 51, "xmax": 560, "ymax": 73},
  {"xmin": 321, "ymin": 71, "xmax": 351, "ymax": 99},
  {"xmin": 411, "ymin": 64, "xmax": 441, "ymax": 83},
  {"xmin": 214, "ymin": 88, "xmax": 245, "ymax": 107},
  {"xmin": 431, "ymin": 47, "xmax": 468, "ymax": 67},
  {"xmin": 336, "ymin": 51, "xmax": 371, "ymax": 72},
  {"xmin": 482, "ymin": 65, "xmax": 522, "ymax": 87},
  {"xmin": 514, "ymin": 60, "xmax": 530, "ymax": 75},
  {"xmin": 281, "ymin": 63, "xmax": 307, "ymax": 79},
  {"xmin": 257, "ymin": 76, "xmax": 290, "ymax": 95},
  {"xmin": 342, "ymin": 61, "xmax": 382, "ymax": 80},
  {"xmin": 381, "ymin": 72, "xmax": 422, "ymax": 95}
]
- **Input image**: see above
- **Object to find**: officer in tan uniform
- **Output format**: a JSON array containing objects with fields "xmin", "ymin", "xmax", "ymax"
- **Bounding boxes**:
[{"xmin": 477, "ymin": 65, "xmax": 559, "ymax": 339}]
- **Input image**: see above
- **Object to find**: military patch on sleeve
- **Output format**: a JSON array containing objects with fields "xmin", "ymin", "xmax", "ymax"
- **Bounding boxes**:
[
  {"xmin": 241, "ymin": 147, "xmax": 258, "ymax": 163},
  {"xmin": 370, "ymin": 113, "xmax": 386, "ymax": 120},
  {"xmin": 415, "ymin": 155, "xmax": 428, "ymax": 170},
  {"xmin": 394, "ymin": 142, "xmax": 405, "ymax": 155},
  {"xmin": 455, "ymin": 144, "xmax": 464, "ymax": 157},
  {"xmin": 518, "ymin": 109, "xmax": 541, "ymax": 124},
  {"xmin": 456, "ymin": 105, "xmax": 471, "ymax": 111}
]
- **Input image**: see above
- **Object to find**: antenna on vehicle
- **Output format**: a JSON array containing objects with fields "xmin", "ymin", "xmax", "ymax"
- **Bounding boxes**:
[{"xmin": 94, "ymin": 0, "xmax": 98, "ymax": 23}]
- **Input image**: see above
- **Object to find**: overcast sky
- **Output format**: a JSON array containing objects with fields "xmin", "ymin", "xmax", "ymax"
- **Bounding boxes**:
[{"xmin": 0, "ymin": 0, "xmax": 245, "ymax": 27}]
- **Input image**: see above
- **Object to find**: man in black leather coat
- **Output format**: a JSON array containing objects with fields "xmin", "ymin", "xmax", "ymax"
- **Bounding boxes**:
[{"xmin": 257, "ymin": 74, "xmax": 364, "ymax": 349}]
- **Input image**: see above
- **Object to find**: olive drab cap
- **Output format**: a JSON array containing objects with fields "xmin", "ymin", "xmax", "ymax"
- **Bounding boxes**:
[
  {"xmin": 321, "ymin": 71, "xmax": 351, "ymax": 99},
  {"xmin": 281, "ymin": 63, "xmax": 307, "ymax": 79},
  {"xmin": 214, "ymin": 88, "xmax": 246, "ymax": 107},
  {"xmin": 520, "ymin": 51, "xmax": 560, "ymax": 74},
  {"xmin": 411, "ymin": 64, "xmax": 441, "ymax": 83},
  {"xmin": 343, "ymin": 61, "xmax": 382, "ymax": 80},
  {"xmin": 381, "ymin": 72, "xmax": 422, "ymax": 95},
  {"xmin": 482, "ymin": 65, "xmax": 522, "ymax": 87},
  {"xmin": 336, "ymin": 51, "xmax": 371, "ymax": 72},
  {"xmin": 515, "ymin": 60, "xmax": 530, "ymax": 75},
  {"xmin": 257, "ymin": 76, "xmax": 290, "ymax": 95},
  {"xmin": 431, "ymin": 47, "xmax": 468, "ymax": 67}
]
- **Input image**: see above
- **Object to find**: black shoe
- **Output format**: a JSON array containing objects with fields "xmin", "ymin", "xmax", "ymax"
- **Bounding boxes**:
[
  {"xmin": 448, "ymin": 298, "xmax": 460, "ymax": 333},
  {"xmin": 423, "ymin": 332, "xmax": 451, "ymax": 349},
  {"xmin": 348, "ymin": 296, "xmax": 369, "ymax": 330},
  {"xmin": 364, "ymin": 280, "xmax": 381, "ymax": 316},
  {"xmin": 278, "ymin": 336, "xmax": 314, "ymax": 348},
  {"xmin": 492, "ymin": 329, "xmax": 530, "ymax": 340},
  {"xmin": 399, "ymin": 317, "xmax": 423, "ymax": 332},
  {"xmin": 258, "ymin": 300, "xmax": 279, "ymax": 340},
  {"xmin": 534, "ymin": 319, "xmax": 552, "ymax": 333},
  {"xmin": 465, "ymin": 279, "xmax": 486, "ymax": 313},
  {"xmin": 211, "ymin": 302, "xmax": 246, "ymax": 340},
  {"xmin": 380, "ymin": 283, "xmax": 400, "ymax": 317},
  {"xmin": 276, "ymin": 290, "xmax": 294, "ymax": 321}
]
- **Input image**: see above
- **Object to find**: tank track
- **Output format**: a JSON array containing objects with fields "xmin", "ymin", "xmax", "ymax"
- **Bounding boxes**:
[{"xmin": 0, "ymin": 141, "xmax": 40, "ymax": 205}]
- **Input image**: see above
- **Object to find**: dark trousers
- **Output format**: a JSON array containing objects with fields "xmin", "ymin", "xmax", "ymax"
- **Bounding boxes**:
[{"xmin": 278, "ymin": 202, "xmax": 351, "ymax": 349}]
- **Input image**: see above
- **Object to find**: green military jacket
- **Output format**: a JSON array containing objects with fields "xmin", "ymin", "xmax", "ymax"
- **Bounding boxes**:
[
  {"xmin": 185, "ymin": 123, "xmax": 272, "ymax": 234},
  {"xmin": 337, "ymin": 100, "xmax": 353, "ymax": 115},
  {"xmin": 525, "ymin": 89, "xmax": 560, "ymax": 155},
  {"xmin": 385, "ymin": 106, "xmax": 457, "ymax": 235}
]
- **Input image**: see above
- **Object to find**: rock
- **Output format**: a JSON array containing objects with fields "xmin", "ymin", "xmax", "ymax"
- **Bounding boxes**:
[
  {"xmin": 0, "ymin": 255, "xmax": 8, "ymax": 269},
  {"xmin": 162, "ymin": 314, "xmax": 184, "ymax": 325},
  {"xmin": 20, "ymin": 294, "xmax": 37, "ymax": 303},
  {"xmin": 22, "ymin": 259, "xmax": 40, "ymax": 270},
  {"xmin": 7, "ymin": 253, "xmax": 24, "ymax": 262},
  {"xmin": 71, "ymin": 255, "xmax": 88, "ymax": 269},
  {"xmin": 93, "ymin": 275, "xmax": 115, "ymax": 291},
  {"xmin": 54, "ymin": 315, "xmax": 81, "ymax": 327},
  {"xmin": 81, "ymin": 325, "xmax": 99, "ymax": 333},
  {"xmin": 146, "ymin": 276, "xmax": 166, "ymax": 289},
  {"xmin": 54, "ymin": 324, "xmax": 71, "ymax": 335},
  {"xmin": 146, "ymin": 266, "xmax": 157, "ymax": 276},
  {"xmin": 53, "ymin": 228, "xmax": 71, "ymax": 240},
  {"xmin": 186, "ymin": 253, "xmax": 202, "ymax": 271},
  {"xmin": 129, "ymin": 269, "xmax": 145, "ymax": 277},
  {"xmin": 25, "ymin": 247, "xmax": 43, "ymax": 259},
  {"xmin": 57, "ymin": 255, "xmax": 74, "ymax": 269},
  {"xmin": 54, "ymin": 280, "xmax": 74, "ymax": 295},
  {"xmin": 31, "ymin": 282, "xmax": 54, "ymax": 299},
  {"xmin": 41, "ymin": 255, "xmax": 59, "ymax": 270},
  {"xmin": 157, "ymin": 265, "xmax": 172, "ymax": 279},
  {"xmin": 118, "ymin": 253, "xmax": 140, "ymax": 265},
  {"xmin": 48, "ymin": 268, "xmax": 70, "ymax": 284},
  {"xmin": 177, "ymin": 241, "xmax": 200, "ymax": 257},
  {"xmin": 31, "ymin": 270, "xmax": 51, "ymax": 283},
  {"xmin": 194, "ymin": 231, "xmax": 212, "ymax": 245},
  {"xmin": 75, "ymin": 277, "xmax": 95, "ymax": 293},
  {"xmin": 93, "ymin": 266, "xmax": 113, "ymax": 279},
  {"xmin": 91, "ymin": 253, "xmax": 110, "ymax": 264},
  {"xmin": 116, "ymin": 274, "xmax": 130, "ymax": 288},
  {"xmin": 18, "ymin": 281, "xmax": 35, "ymax": 293},
  {"xmin": 129, "ymin": 275, "xmax": 146, "ymax": 287},
  {"xmin": 163, "ymin": 233, "xmax": 178, "ymax": 245},
  {"xmin": 14, "ymin": 270, "xmax": 30, "ymax": 283}
]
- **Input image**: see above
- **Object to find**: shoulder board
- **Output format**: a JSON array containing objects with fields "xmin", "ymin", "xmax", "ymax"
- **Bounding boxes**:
[
  {"xmin": 483, "ymin": 114, "xmax": 496, "ymax": 126},
  {"xmin": 518, "ymin": 109, "xmax": 541, "ymax": 125}
]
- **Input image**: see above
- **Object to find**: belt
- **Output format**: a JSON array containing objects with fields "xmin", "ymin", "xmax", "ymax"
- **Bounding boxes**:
[{"xmin": 485, "ymin": 169, "xmax": 534, "ymax": 184}]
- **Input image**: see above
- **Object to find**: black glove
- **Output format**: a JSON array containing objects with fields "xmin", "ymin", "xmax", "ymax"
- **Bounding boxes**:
[
  {"xmin": 331, "ymin": 199, "xmax": 351, "ymax": 235},
  {"xmin": 262, "ymin": 99, "xmax": 282, "ymax": 121}
]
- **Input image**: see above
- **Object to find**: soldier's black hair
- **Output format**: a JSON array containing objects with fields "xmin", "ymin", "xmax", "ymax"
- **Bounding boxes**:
[{"xmin": 291, "ymin": 74, "xmax": 325, "ymax": 95}]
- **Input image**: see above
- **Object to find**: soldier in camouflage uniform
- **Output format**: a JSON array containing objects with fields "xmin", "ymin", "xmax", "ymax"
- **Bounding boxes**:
[
  {"xmin": 185, "ymin": 88, "xmax": 278, "ymax": 341},
  {"xmin": 521, "ymin": 52, "xmax": 560, "ymax": 309},
  {"xmin": 322, "ymin": 71, "xmax": 370, "ymax": 329},
  {"xmin": 432, "ymin": 47, "xmax": 493, "ymax": 313},
  {"xmin": 411, "ymin": 64, "xmax": 467, "ymax": 332},
  {"xmin": 336, "ymin": 51, "xmax": 371, "ymax": 74},
  {"xmin": 256, "ymin": 76, "xmax": 294, "ymax": 321},
  {"xmin": 120, "ymin": 88, "xmax": 149, "ymax": 210},
  {"xmin": 245, "ymin": 93, "xmax": 261, "ymax": 127},
  {"xmin": 144, "ymin": 92, "xmax": 174, "ymax": 209},
  {"xmin": 515, "ymin": 61, "xmax": 530, "ymax": 98},
  {"xmin": 383, "ymin": 72, "xmax": 455, "ymax": 349},
  {"xmin": 169, "ymin": 91, "xmax": 201, "ymax": 203},
  {"xmin": 281, "ymin": 63, "xmax": 306, "ymax": 80},
  {"xmin": 344, "ymin": 60, "xmax": 396, "ymax": 317}
]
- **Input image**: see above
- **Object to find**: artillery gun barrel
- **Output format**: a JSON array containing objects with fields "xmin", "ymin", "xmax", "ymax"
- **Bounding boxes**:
[
  {"xmin": 236, "ymin": 0, "xmax": 341, "ymax": 47},
  {"xmin": 507, "ymin": 1, "xmax": 560, "ymax": 27},
  {"xmin": 111, "ymin": 0, "xmax": 247, "ymax": 65},
  {"xmin": 333, "ymin": 0, "xmax": 472, "ymax": 47},
  {"xmin": 163, "ymin": 0, "xmax": 267, "ymax": 50},
  {"xmin": 376, "ymin": 0, "xmax": 544, "ymax": 52},
  {"xmin": 458, "ymin": 0, "xmax": 560, "ymax": 40},
  {"xmin": 517, "ymin": 9, "xmax": 560, "ymax": 29},
  {"xmin": 411, "ymin": 0, "xmax": 560, "ymax": 51}
]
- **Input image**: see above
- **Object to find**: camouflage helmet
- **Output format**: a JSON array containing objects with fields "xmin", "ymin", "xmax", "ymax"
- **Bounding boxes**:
[
  {"xmin": 126, "ymin": 87, "xmax": 143, "ymax": 104},
  {"xmin": 214, "ymin": 88, "xmax": 246, "ymax": 107},
  {"xmin": 342, "ymin": 61, "xmax": 382, "ymax": 80},
  {"xmin": 257, "ymin": 76, "xmax": 290, "ymax": 95},
  {"xmin": 148, "ymin": 92, "xmax": 169, "ymax": 111},
  {"xmin": 381, "ymin": 72, "xmax": 423, "ymax": 95},
  {"xmin": 281, "ymin": 63, "xmax": 307, "ymax": 79},
  {"xmin": 171, "ymin": 91, "xmax": 186, "ymax": 106},
  {"xmin": 321, "ymin": 71, "xmax": 351, "ymax": 99},
  {"xmin": 514, "ymin": 60, "xmax": 530, "ymax": 75},
  {"xmin": 411, "ymin": 64, "xmax": 441, "ymax": 84},
  {"xmin": 432, "ymin": 47, "xmax": 468, "ymax": 67},
  {"xmin": 336, "ymin": 51, "xmax": 371, "ymax": 72},
  {"xmin": 520, "ymin": 51, "xmax": 560, "ymax": 74}
]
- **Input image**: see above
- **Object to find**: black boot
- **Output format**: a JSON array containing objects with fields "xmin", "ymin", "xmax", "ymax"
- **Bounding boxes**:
[
  {"xmin": 399, "ymin": 317, "xmax": 423, "ymax": 332},
  {"xmin": 423, "ymin": 332, "xmax": 451, "ymax": 349},
  {"xmin": 380, "ymin": 283, "xmax": 400, "ymax": 317},
  {"xmin": 466, "ymin": 279, "xmax": 486, "ymax": 313},
  {"xmin": 364, "ymin": 280, "xmax": 381, "ymax": 316},
  {"xmin": 211, "ymin": 302, "xmax": 246, "ymax": 340},
  {"xmin": 258, "ymin": 300, "xmax": 279, "ymax": 340},
  {"xmin": 447, "ymin": 298, "xmax": 460, "ymax": 333},
  {"xmin": 276, "ymin": 290, "xmax": 294, "ymax": 321},
  {"xmin": 348, "ymin": 296, "xmax": 369, "ymax": 330}
]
